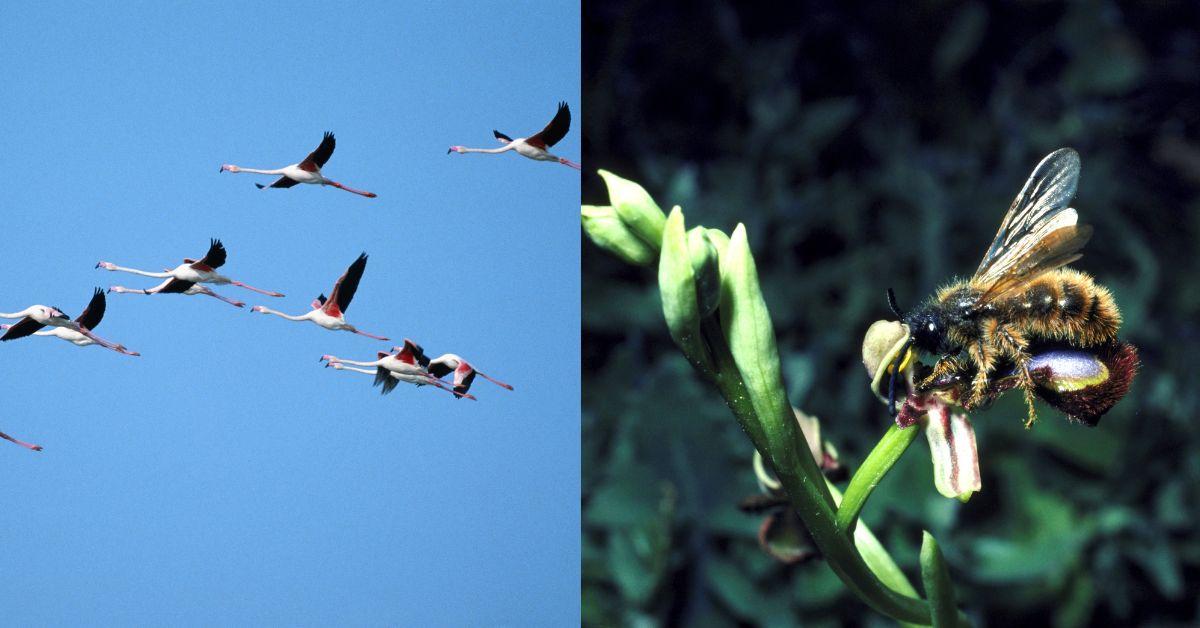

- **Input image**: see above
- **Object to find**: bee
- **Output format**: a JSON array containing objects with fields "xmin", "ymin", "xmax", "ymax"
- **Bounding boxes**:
[{"xmin": 885, "ymin": 148, "xmax": 1131, "ymax": 427}]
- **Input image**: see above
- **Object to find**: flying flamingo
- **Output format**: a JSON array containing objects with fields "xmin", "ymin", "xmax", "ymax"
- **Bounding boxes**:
[
  {"xmin": 96, "ymin": 239, "xmax": 284, "ymax": 297},
  {"xmin": 425, "ymin": 353, "xmax": 514, "ymax": 398},
  {"xmin": 219, "ymin": 132, "xmax": 377, "ymax": 197},
  {"xmin": 320, "ymin": 338, "xmax": 472, "ymax": 398},
  {"xmin": 324, "ymin": 362, "xmax": 475, "ymax": 400},
  {"xmin": 1, "ymin": 288, "xmax": 139, "ymax": 356},
  {"xmin": 107, "ymin": 281, "xmax": 245, "ymax": 308},
  {"xmin": 448, "ymin": 102, "xmax": 580, "ymax": 170},
  {"xmin": 1, "ymin": 294, "xmax": 127, "ymax": 352},
  {"xmin": 0, "ymin": 429, "xmax": 42, "ymax": 452},
  {"xmin": 251, "ymin": 253, "xmax": 388, "ymax": 340}
]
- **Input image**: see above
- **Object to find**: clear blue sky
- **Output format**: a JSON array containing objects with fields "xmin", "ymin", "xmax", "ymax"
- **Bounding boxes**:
[{"xmin": 0, "ymin": 3, "xmax": 579, "ymax": 625}]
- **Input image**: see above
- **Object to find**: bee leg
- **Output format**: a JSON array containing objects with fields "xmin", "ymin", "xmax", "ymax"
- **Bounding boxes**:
[
  {"xmin": 995, "ymin": 325, "xmax": 1039, "ymax": 428},
  {"xmin": 917, "ymin": 356, "xmax": 958, "ymax": 392},
  {"xmin": 967, "ymin": 338, "xmax": 995, "ymax": 408}
]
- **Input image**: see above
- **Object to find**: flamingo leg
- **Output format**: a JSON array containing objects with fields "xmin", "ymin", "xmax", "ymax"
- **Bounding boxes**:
[
  {"xmin": 350, "ymin": 329, "xmax": 390, "ymax": 341},
  {"xmin": 558, "ymin": 158, "xmax": 582, "ymax": 171},
  {"xmin": 476, "ymin": 371, "xmax": 515, "ymax": 391},
  {"xmin": 230, "ymin": 280, "xmax": 285, "ymax": 297},
  {"xmin": 0, "ymin": 430, "xmax": 43, "ymax": 452},
  {"xmin": 199, "ymin": 290, "xmax": 245, "ymax": 308},
  {"xmin": 327, "ymin": 181, "xmax": 378, "ymax": 198}
]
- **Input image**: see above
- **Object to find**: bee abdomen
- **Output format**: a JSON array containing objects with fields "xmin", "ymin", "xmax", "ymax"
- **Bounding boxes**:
[{"xmin": 998, "ymin": 269, "xmax": 1121, "ymax": 346}]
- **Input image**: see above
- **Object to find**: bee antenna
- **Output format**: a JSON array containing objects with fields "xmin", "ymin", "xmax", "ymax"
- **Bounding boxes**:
[{"xmin": 886, "ymin": 288, "xmax": 905, "ymax": 319}]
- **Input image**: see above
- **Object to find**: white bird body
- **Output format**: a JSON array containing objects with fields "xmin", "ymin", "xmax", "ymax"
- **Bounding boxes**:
[
  {"xmin": 1, "ymin": 290, "xmax": 137, "ymax": 355},
  {"xmin": 251, "ymin": 253, "xmax": 388, "ymax": 341},
  {"xmin": 220, "ymin": 132, "xmax": 377, "ymax": 197},
  {"xmin": 449, "ymin": 102, "xmax": 580, "ymax": 170},
  {"xmin": 97, "ymin": 239, "xmax": 284, "ymax": 298}
]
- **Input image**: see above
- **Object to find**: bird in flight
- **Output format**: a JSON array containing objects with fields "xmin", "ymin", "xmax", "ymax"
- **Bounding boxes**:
[
  {"xmin": 1, "ymin": 288, "xmax": 139, "ymax": 356},
  {"xmin": 425, "ymin": 353, "xmax": 514, "ymax": 399},
  {"xmin": 448, "ymin": 102, "xmax": 580, "ymax": 170},
  {"xmin": 251, "ymin": 253, "xmax": 388, "ymax": 341},
  {"xmin": 220, "ymin": 132, "xmax": 378, "ymax": 197},
  {"xmin": 1, "ymin": 292, "xmax": 130, "ymax": 352},
  {"xmin": 97, "ymin": 239, "xmax": 284, "ymax": 298}
]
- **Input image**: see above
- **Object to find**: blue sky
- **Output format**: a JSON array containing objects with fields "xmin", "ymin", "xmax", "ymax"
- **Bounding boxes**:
[{"xmin": 0, "ymin": 3, "xmax": 578, "ymax": 625}]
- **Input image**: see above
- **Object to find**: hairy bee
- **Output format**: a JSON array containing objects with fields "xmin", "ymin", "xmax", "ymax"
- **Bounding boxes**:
[{"xmin": 886, "ymin": 148, "xmax": 1135, "ymax": 427}]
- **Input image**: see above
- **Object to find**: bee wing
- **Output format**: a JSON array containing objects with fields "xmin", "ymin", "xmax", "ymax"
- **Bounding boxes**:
[{"xmin": 972, "ymin": 148, "xmax": 1090, "ymax": 303}]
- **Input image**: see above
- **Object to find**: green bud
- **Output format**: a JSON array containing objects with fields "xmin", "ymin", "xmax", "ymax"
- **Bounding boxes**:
[
  {"xmin": 686, "ymin": 226, "xmax": 721, "ymax": 318},
  {"xmin": 720, "ymin": 224, "xmax": 808, "ymax": 472},
  {"xmin": 920, "ymin": 531, "xmax": 958, "ymax": 627},
  {"xmin": 581, "ymin": 205, "xmax": 657, "ymax": 266},
  {"xmin": 658, "ymin": 207, "xmax": 713, "ymax": 373},
  {"xmin": 598, "ymin": 170, "xmax": 666, "ymax": 250}
]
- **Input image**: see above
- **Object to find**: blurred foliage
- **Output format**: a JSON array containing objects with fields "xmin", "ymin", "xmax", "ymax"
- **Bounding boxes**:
[{"xmin": 583, "ymin": 1, "xmax": 1200, "ymax": 625}]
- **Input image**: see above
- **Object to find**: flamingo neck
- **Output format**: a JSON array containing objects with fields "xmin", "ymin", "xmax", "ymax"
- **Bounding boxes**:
[
  {"xmin": 258, "ymin": 307, "xmax": 309, "ymax": 321},
  {"xmin": 457, "ymin": 145, "xmax": 514, "ymax": 155},
  {"xmin": 0, "ymin": 307, "xmax": 37, "ymax": 319},
  {"xmin": 233, "ymin": 166, "xmax": 287, "ymax": 175},
  {"xmin": 103, "ymin": 265, "xmax": 171, "ymax": 278}
]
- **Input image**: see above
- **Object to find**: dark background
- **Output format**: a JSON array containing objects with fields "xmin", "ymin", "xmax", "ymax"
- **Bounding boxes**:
[{"xmin": 583, "ymin": 2, "xmax": 1200, "ymax": 625}]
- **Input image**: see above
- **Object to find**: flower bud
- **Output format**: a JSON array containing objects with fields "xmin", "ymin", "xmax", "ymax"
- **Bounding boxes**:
[
  {"xmin": 687, "ymin": 226, "xmax": 722, "ymax": 318},
  {"xmin": 658, "ymin": 207, "xmax": 713, "ymax": 373},
  {"xmin": 581, "ymin": 205, "xmax": 657, "ymax": 266},
  {"xmin": 598, "ymin": 169, "xmax": 667, "ymax": 250},
  {"xmin": 720, "ymin": 224, "xmax": 793, "ymax": 441}
]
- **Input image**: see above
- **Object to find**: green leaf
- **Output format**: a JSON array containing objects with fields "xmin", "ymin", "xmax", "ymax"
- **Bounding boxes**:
[
  {"xmin": 920, "ymin": 531, "xmax": 959, "ymax": 628},
  {"xmin": 598, "ymin": 170, "xmax": 667, "ymax": 250},
  {"xmin": 581, "ymin": 205, "xmax": 657, "ymax": 266}
]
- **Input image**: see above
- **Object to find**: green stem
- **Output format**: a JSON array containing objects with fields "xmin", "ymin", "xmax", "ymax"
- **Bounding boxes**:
[
  {"xmin": 700, "ymin": 321, "xmax": 934, "ymax": 624},
  {"xmin": 837, "ymin": 424, "xmax": 920, "ymax": 534}
]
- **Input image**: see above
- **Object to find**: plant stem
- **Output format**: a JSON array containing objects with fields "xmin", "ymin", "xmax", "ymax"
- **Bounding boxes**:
[
  {"xmin": 700, "ymin": 320, "xmax": 936, "ymax": 624},
  {"xmin": 837, "ymin": 424, "xmax": 921, "ymax": 534}
]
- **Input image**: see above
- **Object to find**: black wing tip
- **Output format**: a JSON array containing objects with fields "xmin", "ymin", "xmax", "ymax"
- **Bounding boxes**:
[
  {"xmin": 255, "ymin": 183, "xmax": 266, "ymax": 190},
  {"xmin": 557, "ymin": 101, "xmax": 569, "ymax": 112}
]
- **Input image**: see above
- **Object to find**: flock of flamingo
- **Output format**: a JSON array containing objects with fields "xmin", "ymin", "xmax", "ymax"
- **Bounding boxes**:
[{"xmin": 2, "ymin": 103, "xmax": 578, "ymax": 451}]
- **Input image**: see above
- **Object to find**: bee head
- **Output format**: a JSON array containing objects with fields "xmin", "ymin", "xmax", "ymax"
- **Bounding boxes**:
[{"xmin": 905, "ymin": 306, "xmax": 954, "ymax": 355}]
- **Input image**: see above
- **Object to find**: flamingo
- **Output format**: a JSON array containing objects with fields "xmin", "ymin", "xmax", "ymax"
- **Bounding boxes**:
[
  {"xmin": 0, "ymin": 429, "xmax": 42, "ymax": 452},
  {"xmin": 448, "ymin": 102, "xmax": 580, "ymax": 170},
  {"xmin": 96, "ymin": 239, "xmax": 284, "ymax": 297},
  {"xmin": 251, "ymin": 253, "xmax": 388, "ymax": 340},
  {"xmin": 320, "ymin": 338, "xmax": 472, "ymax": 398},
  {"xmin": 324, "ymin": 362, "xmax": 475, "ymax": 400},
  {"xmin": 107, "ymin": 280, "xmax": 245, "ymax": 308},
  {"xmin": 219, "ymin": 132, "xmax": 377, "ymax": 197},
  {"xmin": 1, "ymin": 294, "xmax": 127, "ymax": 352},
  {"xmin": 425, "ymin": 353, "xmax": 514, "ymax": 398},
  {"xmin": 1, "ymin": 288, "xmax": 139, "ymax": 356}
]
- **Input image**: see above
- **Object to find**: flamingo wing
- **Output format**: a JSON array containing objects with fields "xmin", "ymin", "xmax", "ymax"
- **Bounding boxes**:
[
  {"xmin": 256, "ymin": 176, "xmax": 299, "ymax": 189},
  {"xmin": 0, "ymin": 317, "xmax": 46, "ymax": 341},
  {"xmin": 193, "ymin": 238, "xmax": 228, "ymax": 270},
  {"xmin": 525, "ymin": 102, "xmax": 571, "ymax": 149},
  {"xmin": 325, "ymin": 253, "xmax": 367, "ymax": 316},
  {"xmin": 376, "ymin": 366, "xmax": 400, "ymax": 395},
  {"xmin": 427, "ymin": 357, "xmax": 454, "ymax": 379},
  {"xmin": 453, "ymin": 363, "xmax": 477, "ymax": 395},
  {"xmin": 493, "ymin": 130, "xmax": 514, "ymax": 143},
  {"xmin": 75, "ymin": 288, "xmax": 106, "ymax": 331},
  {"xmin": 301, "ymin": 132, "xmax": 336, "ymax": 170},
  {"xmin": 158, "ymin": 278, "xmax": 197, "ymax": 294},
  {"xmin": 399, "ymin": 338, "xmax": 430, "ymax": 367}
]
